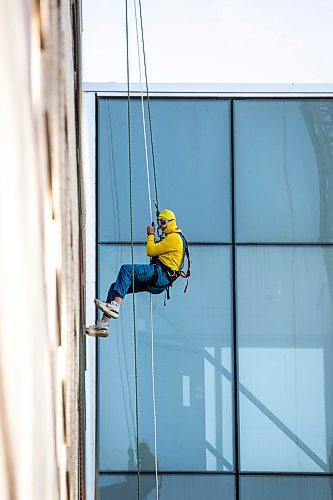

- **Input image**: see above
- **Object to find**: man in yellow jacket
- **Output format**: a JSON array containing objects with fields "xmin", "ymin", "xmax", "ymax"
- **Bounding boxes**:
[{"xmin": 86, "ymin": 209, "xmax": 187, "ymax": 338}]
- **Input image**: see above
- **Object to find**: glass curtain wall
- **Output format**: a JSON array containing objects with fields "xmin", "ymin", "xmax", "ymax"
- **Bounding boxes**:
[{"xmin": 96, "ymin": 97, "xmax": 333, "ymax": 500}]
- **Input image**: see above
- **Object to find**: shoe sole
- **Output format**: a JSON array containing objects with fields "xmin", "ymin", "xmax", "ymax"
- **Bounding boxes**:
[
  {"xmin": 94, "ymin": 299, "xmax": 119, "ymax": 319},
  {"xmin": 85, "ymin": 328, "xmax": 109, "ymax": 338}
]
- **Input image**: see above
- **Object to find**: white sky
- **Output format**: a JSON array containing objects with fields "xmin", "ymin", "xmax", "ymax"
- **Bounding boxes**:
[{"xmin": 82, "ymin": 0, "xmax": 333, "ymax": 84}]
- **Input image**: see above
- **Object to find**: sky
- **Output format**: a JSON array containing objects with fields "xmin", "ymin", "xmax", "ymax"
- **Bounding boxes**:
[{"xmin": 82, "ymin": 0, "xmax": 333, "ymax": 84}]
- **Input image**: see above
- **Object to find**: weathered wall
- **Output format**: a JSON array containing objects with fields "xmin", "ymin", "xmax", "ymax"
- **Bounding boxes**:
[{"xmin": 0, "ymin": 1, "xmax": 84, "ymax": 499}]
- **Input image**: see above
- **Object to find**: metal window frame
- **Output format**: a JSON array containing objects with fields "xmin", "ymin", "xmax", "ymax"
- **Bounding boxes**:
[{"xmin": 90, "ymin": 86, "xmax": 333, "ymax": 500}]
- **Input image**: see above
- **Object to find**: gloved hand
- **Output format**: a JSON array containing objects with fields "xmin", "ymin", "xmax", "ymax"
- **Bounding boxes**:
[{"xmin": 147, "ymin": 222, "xmax": 155, "ymax": 235}]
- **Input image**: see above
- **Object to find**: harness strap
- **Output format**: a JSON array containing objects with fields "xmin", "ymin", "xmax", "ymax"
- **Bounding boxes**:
[
  {"xmin": 145, "ymin": 264, "xmax": 169, "ymax": 289},
  {"xmin": 178, "ymin": 232, "xmax": 191, "ymax": 282}
]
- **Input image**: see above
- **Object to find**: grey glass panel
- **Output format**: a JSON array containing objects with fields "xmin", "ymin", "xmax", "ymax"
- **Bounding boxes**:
[
  {"xmin": 98, "ymin": 98, "xmax": 231, "ymax": 242},
  {"xmin": 100, "ymin": 474, "xmax": 235, "ymax": 500},
  {"xmin": 235, "ymin": 100, "xmax": 333, "ymax": 242},
  {"xmin": 240, "ymin": 475, "xmax": 333, "ymax": 500},
  {"xmin": 237, "ymin": 246, "xmax": 333, "ymax": 472},
  {"xmin": 98, "ymin": 245, "xmax": 234, "ymax": 471},
  {"xmin": 98, "ymin": 245, "xmax": 137, "ymax": 472}
]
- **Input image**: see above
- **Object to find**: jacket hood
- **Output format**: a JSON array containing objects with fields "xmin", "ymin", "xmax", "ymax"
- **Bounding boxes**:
[
  {"xmin": 159, "ymin": 208, "xmax": 176, "ymax": 220},
  {"xmin": 164, "ymin": 219, "xmax": 181, "ymax": 235}
]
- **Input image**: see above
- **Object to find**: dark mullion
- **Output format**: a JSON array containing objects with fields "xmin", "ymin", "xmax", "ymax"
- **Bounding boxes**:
[
  {"xmin": 239, "ymin": 471, "xmax": 333, "ymax": 477},
  {"xmin": 97, "ymin": 241, "xmax": 333, "ymax": 246},
  {"xmin": 99, "ymin": 470, "xmax": 333, "ymax": 476},
  {"xmin": 235, "ymin": 242, "xmax": 333, "ymax": 246},
  {"xmin": 95, "ymin": 93, "xmax": 100, "ymax": 498},
  {"xmin": 97, "ymin": 241, "xmax": 233, "ymax": 246},
  {"xmin": 230, "ymin": 98, "xmax": 241, "ymax": 500},
  {"xmin": 99, "ymin": 470, "xmax": 235, "ymax": 475},
  {"xmin": 98, "ymin": 95, "xmax": 333, "ymax": 102}
]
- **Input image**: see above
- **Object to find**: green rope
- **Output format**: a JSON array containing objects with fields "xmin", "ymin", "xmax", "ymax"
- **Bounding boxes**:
[
  {"xmin": 138, "ymin": 0, "xmax": 159, "ymax": 217},
  {"xmin": 125, "ymin": 0, "xmax": 140, "ymax": 497}
]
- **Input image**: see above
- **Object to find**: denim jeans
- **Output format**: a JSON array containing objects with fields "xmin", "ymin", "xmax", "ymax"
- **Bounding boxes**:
[{"xmin": 106, "ymin": 263, "xmax": 170, "ymax": 302}]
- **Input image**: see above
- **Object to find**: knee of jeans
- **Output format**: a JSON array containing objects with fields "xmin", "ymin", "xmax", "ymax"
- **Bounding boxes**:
[{"xmin": 120, "ymin": 264, "xmax": 131, "ymax": 274}]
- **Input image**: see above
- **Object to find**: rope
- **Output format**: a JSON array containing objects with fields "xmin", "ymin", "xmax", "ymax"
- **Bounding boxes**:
[
  {"xmin": 137, "ymin": 0, "xmax": 159, "ymax": 215},
  {"xmin": 125, "ymin": 1, "xmax": 140, "ymax": 498},
  {"xmin": 126, "ymin": 1, "xmax": 160, "ymax": 497},
  {"xmin": 149, "ymin": 295, "xmax": 159, "ymax": 497},
  {"xmin": 133, "ymin": 0, "xmax": 159, "ymax": 497},
  {"xmin": 133, "ymin": 0, "xmax": 152, "ymax": 222}
]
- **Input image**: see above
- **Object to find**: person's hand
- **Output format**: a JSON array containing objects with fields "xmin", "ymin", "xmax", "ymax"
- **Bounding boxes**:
[{"xmin": 147, "ymin": 222, "xmax": 155, "ymax": 235}]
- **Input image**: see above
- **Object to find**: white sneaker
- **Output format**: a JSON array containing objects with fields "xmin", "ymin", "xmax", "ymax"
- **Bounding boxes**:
[
  {"xmin": 85, "ymin": 324, "xmax": 109, "ymax": 338},
  {"xmin": 94, "ymin": 299, "xmax": 120, "ymax": 319}
]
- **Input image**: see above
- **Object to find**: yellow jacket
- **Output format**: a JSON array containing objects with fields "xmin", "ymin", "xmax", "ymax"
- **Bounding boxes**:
[{"xmin": 147, "ymin": 220, "xmax": 184, "ymax": 271}]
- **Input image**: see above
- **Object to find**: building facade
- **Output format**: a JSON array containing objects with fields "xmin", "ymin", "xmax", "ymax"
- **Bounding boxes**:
[
  {"xmin": 84, "ymin": 84, "xmax": 333, "ymax": 500},
  {"xmin": 0, "ymin": 1, "xmax": 84, "ymax": 499}
]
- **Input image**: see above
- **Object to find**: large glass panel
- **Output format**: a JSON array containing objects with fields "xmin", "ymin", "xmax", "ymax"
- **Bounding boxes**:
[
  {"xmin": 100, "ymin": 473, "xmax": 235, "ymax": 500},
  {"xmin": 98, "ymin": 98, "xmax": 231, "ymax": 243},
  {"xmin": 240, "ymin": 475, "xmax": 333, "ymax": 500},
  {"xmin": 235, "ymin": 100, "xmax": 333, "ymax": 243},
  {"xmin": 237, "ymin": 246, "xmax": 333, "ymax": 472},
  {"xmin": 98, "ymin": 245, "xmax": 234, "ymax": 471}
]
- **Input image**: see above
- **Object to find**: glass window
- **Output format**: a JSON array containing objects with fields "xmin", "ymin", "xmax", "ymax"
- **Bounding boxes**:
[
  {"xmin": 98, "ymin": 245, "xmax": 234, "ymax": 471},
  {"xmin": 96, "ymin": 96, "xmax": 333, "ymax": 491},
  {"xmin": 235, "ymin": 100, "xmax": 333, "ymax": 243},
  {"xmin": 237, "ymin": 246, "xmax": 333, "ymax": 471},
  {"xmin": 98, "ymin": 98, "xmax": 231, "ymax": 243},
  {"xmin": 240, "ymin": 475, "xmax": 333, "ymax": 500},
  {"xmin": 100, "ymin": 474, "xmax": 235, "ymax": 500}
]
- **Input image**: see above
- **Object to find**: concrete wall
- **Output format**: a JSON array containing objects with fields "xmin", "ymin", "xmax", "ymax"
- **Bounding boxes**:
[{"xmin": 0, "ymin": 1, "xmax": 84, "ymax": 498}]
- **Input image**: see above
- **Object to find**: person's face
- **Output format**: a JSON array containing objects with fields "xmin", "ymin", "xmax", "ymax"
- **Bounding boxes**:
[{"xmin": 158, "ymin": 218, "xmax": 169, "ymax": 232}]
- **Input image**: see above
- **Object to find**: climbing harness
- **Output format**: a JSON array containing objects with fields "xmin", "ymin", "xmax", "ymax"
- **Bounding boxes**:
[{"xmin": 149, "ymin": 232, "xmax": 191, "ymax": 303}]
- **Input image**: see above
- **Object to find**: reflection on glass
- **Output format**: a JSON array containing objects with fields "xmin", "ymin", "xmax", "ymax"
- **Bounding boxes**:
[
  {"xmin": 98, "ymin": 245, "xmax": 234, "ymax": 471},
  {"xmin": 237, "ymin": 246, "xmax": 333, "ymax": 472},
  {"xmin": 240, "ymin": 475, "xmax": 333, "ymax": 500},
  {"xmin": 100, "ymin": 474, "xmax": 235, "ymax": 500},
  {"xmin": 235, "ymin": 100, "xmax": 333, "ymax": 242},
  {"xmin": 98, "ymin": 98, "xmax": 231, "ymax": 242}
]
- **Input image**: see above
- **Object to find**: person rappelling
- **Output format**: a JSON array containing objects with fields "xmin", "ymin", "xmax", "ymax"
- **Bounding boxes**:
[{"xmin": 85, "ymin": 209, "xmax": 190, "ymax": 338}]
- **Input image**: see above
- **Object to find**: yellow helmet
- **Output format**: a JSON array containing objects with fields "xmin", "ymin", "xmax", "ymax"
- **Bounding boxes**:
[{"xmin": 158, "ymin": 209, "xmax": 176, "ymax": 221}]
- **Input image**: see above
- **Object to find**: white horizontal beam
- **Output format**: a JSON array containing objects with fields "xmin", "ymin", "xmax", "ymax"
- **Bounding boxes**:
[{"xmin": 83, "ymin": 82, "xmax": 333, "ymax": 97}]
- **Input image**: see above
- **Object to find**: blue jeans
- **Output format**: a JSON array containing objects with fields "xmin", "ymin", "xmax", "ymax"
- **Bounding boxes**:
[{"xmin": 106, "ymin": 263, "xmax": 170, "ymax": 302}]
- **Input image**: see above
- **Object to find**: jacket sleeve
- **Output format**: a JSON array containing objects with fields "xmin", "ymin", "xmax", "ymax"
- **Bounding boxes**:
[{"xmin": 146, "ymin": 233, "xmax": 178, "ymax": 257}]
